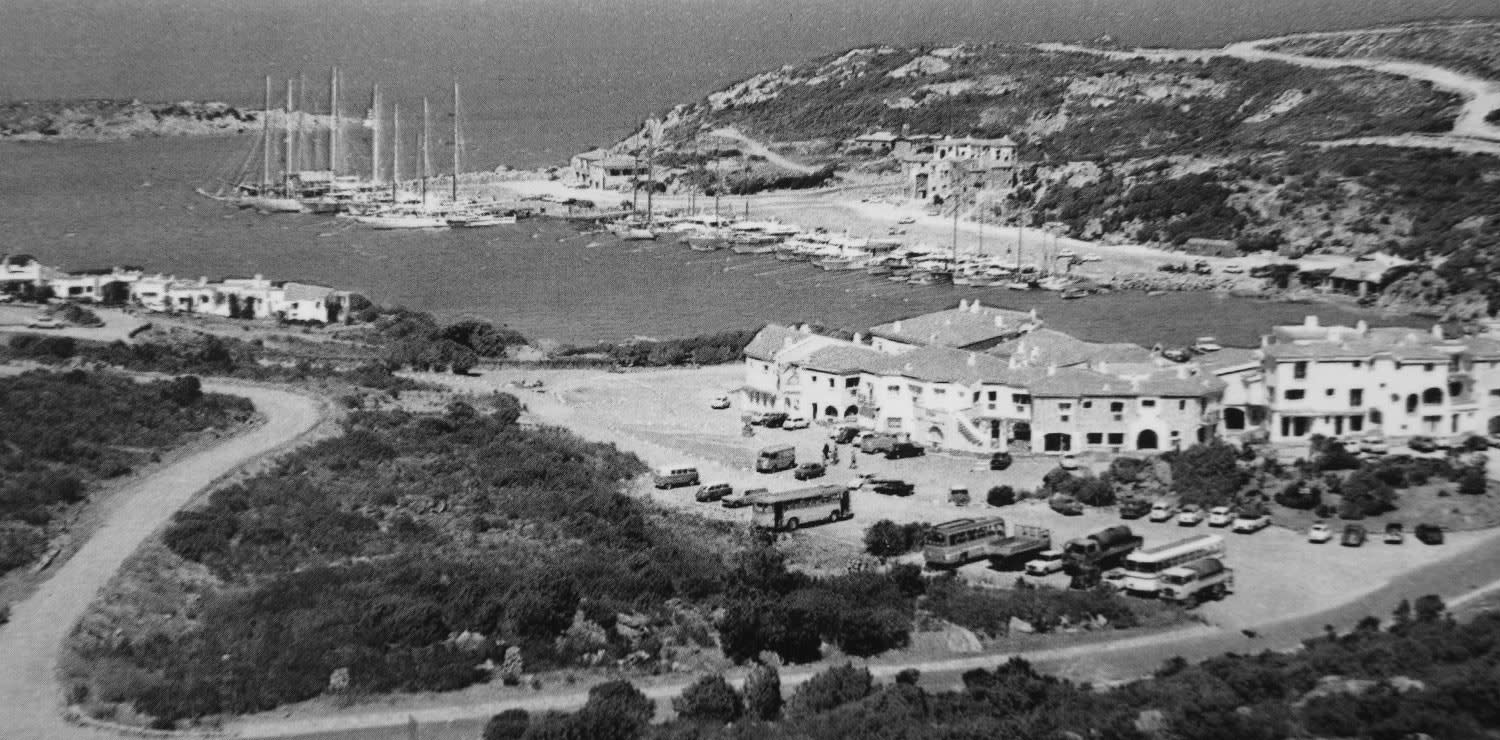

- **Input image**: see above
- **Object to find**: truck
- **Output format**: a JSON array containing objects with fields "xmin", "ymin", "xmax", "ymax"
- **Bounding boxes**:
[
  {"xmin": 755, "ymin": 444, "xmax": 796, "ymax": 473},
  {"xmin": 922, "ymin": 518, "xmax": 1052, "ymax": 569},
  {"xmin": 1061, "ymin": 525, "xmax": 1144, "ymax": 575},
  {"xmin": 1156, "ymin": 558, "xmax": 1234, "ymax": 607}
]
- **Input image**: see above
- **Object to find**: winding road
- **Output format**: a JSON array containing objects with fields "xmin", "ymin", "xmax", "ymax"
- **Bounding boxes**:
[{"xmin": 0, "ymin": 381, "xmax": 326, "ymax": 740}]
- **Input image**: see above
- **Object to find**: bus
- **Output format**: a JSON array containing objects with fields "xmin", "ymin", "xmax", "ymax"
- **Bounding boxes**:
[
  {"xmin": 750, "ymin": 485, "xmax": 850, "ymax": 531},
  {"xmin": 1121, "ymin": 534, "xmax": 1225, "ymax": 595},
  {"xmin": 923, "ymin": 517, "xmax": 1051, "ymax": 569}
]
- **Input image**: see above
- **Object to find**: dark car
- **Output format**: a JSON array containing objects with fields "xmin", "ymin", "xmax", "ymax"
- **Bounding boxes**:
[
  {"xmin": 762, "ymin": 412, "xmax": 789, "ymax": 429},
  {"xmin": 1384, "ymin": 522, "xmax": 1405, "ymax": 544},
  {"xmin": 871, "ymin": 478, "xmax": 915, "ymax": 497},
  {"xmin": 884, "ymin": 442, "xmax": 926, "ymax": 460},
  {"xmin": 1408, "ymin": 435, "xmax": 1439, "ymax": 453},
  {"xmin": 793, "ymin": 462, "xmax": 826, "ymax": 481},
  {"xmin": 1162, "ymin": 348, "xmax": 1192, "ymax": 363},
  {"xmin": 1117, "ymin": 498, "xmax": 1151, "ymax": 519},
  {"xmin": 1049, "ymin": 495, "xmax": 1084, "ymax": 516},
  {"xmin": 1341, "ymin": 523, "xmax": 1367, "ymax": 547},
  {"xmin": 831, "ymin": 426, "xmax": 860, "ymax": 444},
  {"xmin": 694, "ymin": 483, "xmax": 732, "ymax": 503},
  {"xmin": 1415, "ymin": 523, "xmax": 1445, "ymax": 545},
  {"xmin": 988, "ymin": 452, "xmax": 1013, "ymax": 471}
]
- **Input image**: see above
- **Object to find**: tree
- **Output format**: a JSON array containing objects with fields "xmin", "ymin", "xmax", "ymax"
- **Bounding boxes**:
[
  {"xmin": 1168, "ymin": 440, "xmax": 1248, "ymax": 504},
  {"xmin": 1340, "ymin": 468, "xmax": 1396, "ymax": 517},
  {"xmin": 484, "ymin": 709, "xmax": 531, "ymax": 740},
  {"xmin": 1459, "ymin": 467, "xmax": 1487, "ymax": 495},
  {"xmin": 786, "ymin": 663, "xmax": 873, "ymax": 719},
  {"xmin": 160, "ymin": 375, "xmax": 203, "ymax": 406},
  {"xmin": 987, "ymin": 485, "xmax": 1016, "ymax": 507},
  {"xmin": 1414, "ymin": 594, "xmax": 1447, "ymax": 623},
  {"xmin": 574, "ymin": 680, "xmax": 654, "ymax": 740},
  {"xmin": 673, "ymin": 674, "xmax": 743, "ymax": 723},
  {"xmin": 742, "ymin": 661, "xmax": 783, "ymax": 721},
  {"xmin": 864, "ymin": 520, "xmax": 909, "ymax": 557}
]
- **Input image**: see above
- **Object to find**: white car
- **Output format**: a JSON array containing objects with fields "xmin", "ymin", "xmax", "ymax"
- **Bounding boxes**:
[
  {"xmin": 1176, "ymin": 505, "xmax": 1204, "ymax": 526},
  {"xmin": 897, "ymin": 216, "xmax": 916, "ymax": 224},
  {"xmin": 1232, "ymin": 513, "xmax": 1271, "ymax": 533},
  {"xmin": 1308, "ymin": 521, "xmax": 1333, "ymax": 543},
  {"xmin": 1360, "ymin": 435, "xmax": 1388, "ymax": 455},
  {"xmin": 1024, "ymin": 549, "xmax": 1065, "ymax": 576},
  {"xmin": 1059, "ymin": 453, "xmax": 1080, "ymax": 470},
  {"xmin": 1221, "ymin": 265, "xmax": 1244, "ymax": 274},
  {"xmin": 27, "ymin": 315, "xmax": 60, "ymax": 329},
  {"xmin": 783, "ymin": 416, "xmax": 810, "ymax": 430},
  {"xmin": 0, "ymin": 293, "xmax": 14, "ymax": 303},
  {"xmin": 1148, "ymin": 500, "xmax": 1177, "ymax": 522},
  {"xmin": 1207, "ymin": 506, "xmax": 1234, "ymax": 527},
  {"xmin": 709, "ymin": 396, "xmax": 731, "ymax": 410},
  {"xmin": 1192, "ymin": 336, "xmax": 1222, "ymax": 352},
  {"xmin": 846, "ymin": 472, "xmax": 875, "ymax": 491}
]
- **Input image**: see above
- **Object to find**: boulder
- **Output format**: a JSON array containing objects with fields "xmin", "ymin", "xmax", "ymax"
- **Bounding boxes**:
[{"xmin": 1008, "ymin": 616, "xmax": 1036, "ymax": 634}]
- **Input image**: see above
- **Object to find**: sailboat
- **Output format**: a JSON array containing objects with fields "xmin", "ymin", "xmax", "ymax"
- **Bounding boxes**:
[
  {"xmin": 446, "ymin": 82, "xmax": 516, "ymax": 228},
  {"xmin": 199, "ymin": 76, "xmax": 304, "ymax": 212},
  {"xmin": 352, "ymin": 100, "xmax": 448, "ymax": 229}
]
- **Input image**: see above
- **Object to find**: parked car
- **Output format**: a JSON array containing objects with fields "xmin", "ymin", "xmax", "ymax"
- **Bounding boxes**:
[
  {"xmin": 1059, "ymin": 453, "xmax": 1081, "ymax": 470},
  {"xmin": 0, "ymin": 293, "xmax": 13, "ymax": 303},
  {"xmin": 870, "ymin": 478, "xmax": 915, "ymax": 497},
  {"xmin": 793, "ymin": 462, "xmax": 826, "ymax": 480},
  {"xmin": 1024, "ymin": 549, "xmax": 1066, "ymax": 576},
  {"xmin": 27, "ymin": 315, "xmax": 60, "ymax": 329},
  {"xmin": 709, "ymin": 396, "xmax": 731, "ymax": 410},
  {"xmin": 747, "ymin": 411, "xmax": 769, "ymax": 426},
  {"xmin": 858, "ymin": 433, "xmax": 898, "ymax": 454},
  {"xmin": 1341, "ymin": 523, "xmax": 1367, "ymax": 547},
  {"xmin": 1049, "ymin": 495, "xmax": 1084, "ymax": 516},
  {"xmin": 694, "ymin": 483, "xmax": 732, "ymax": 503},
  {"xmin": 1177, "ymin": 504, "xmax": 1204, "ymax": 526},
  {"xmin": 783, "ymin": 416, "xmax": 810, "ymax": 430},
  {"xmin": 988, "ymin": 451, "xmax": 1013, "ymax": 471},
  {"xmin": 1118, "ymin": 498, "xmax": 1152, "ymax": 519},
  {"xmin": 1415, "ymin": 522, "xmax": 1444, "ymax": 545},
  {"xmin": 1308, "ymin": 521, "xmax": 1333, "ymax": 543},
  {"xmin": 885, "ymin": 442, "xmax": 925, "ymax": 460},
  {"xmin": 1162, "ymin": 348, "xmax": 1192, "ymax": 363},
  {"xmin": 1408, "ymin": 435, "xmax": 1439, "ymax": 453},
  {"xmin": 846, "ymin": 472, "xmax": 876, "ymax": 490},
  {"xmin": 722, "ymin": 487, "xmax": 766, "ymax": 509},
  {"xmin": 1100, "ymin": 567, "xmax": 1129, "ymax": 592},
  {"xmin": 762, "ymin": 412, "xmax": 789, "ymax": 429},
  {"xmin": 1207, "ymin": 506, "xmax": 1234, "ymax": 527},
  {"xmin": 1384, "ymin": 522, "xmax": 1405, "ymax": 544},
  {"xmin": 1148, "ymin": 500, "xmax": 1177, "ymax": 522},
  {"xmin": 1232, "ymin": 513, "xmax": 1271, "ymax": 533},
  {"xmin": 830, "ymin": 426, "xmax": 860, "ymax": 444},
  {"xmin": 1192, "ymin": 336, "xmax": 1222, "ymax": 353},
  {"xmin": 1360, "ymin": 435, "xmax": 1389, "ymax": 455}
]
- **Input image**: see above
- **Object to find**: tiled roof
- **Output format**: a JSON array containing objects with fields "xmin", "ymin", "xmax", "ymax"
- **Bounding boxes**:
[
  {"xmin": 989, "ymin": 329, "xmax": 1150, "ymax": 368},
  {"xmin": 1030, "ymin": 366, "xmax": 1223, "ymax": 398},
  {"xmin": 868, "ymin": 301, "xmax": 1038, "ymax": 348},
  {"xmin": 1261, "ymin": 326, "xmax": 1467, "ymax": 363},
  {"xmin": 282, "ymin": 282, "xmax": 336, "ymax": 302},
  {"xmin": 744, "ymin": 324, "xmax": 809, "ymax": 361},
  {"xmin": 1195, "ymin": 347, "xmax": 1262, "ymax": 374},
  {"xmin": 800, "ymin": 344, "xmax": 894, "ymax": 374},
  {"xmin": 886, "ymin": 346, "xmax": 1020, "ymax": 384}
]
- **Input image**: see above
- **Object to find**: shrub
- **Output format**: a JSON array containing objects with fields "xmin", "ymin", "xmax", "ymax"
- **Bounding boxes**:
[
  {"xmin": 1340, "ymin": 468, "xmax": 1397, "ymax": 516},
  {"xmin": 863, "ymin": 520, "xmax": 908, "ymax": 558},
  {"xmin": 786, "ymin": 663, "xmax": 873, "ymax": 719},
  {"xmin": 1274, "ymin": 480, "xmax": 1321, "ymax": 510},
  {"xmin": 986, "ymin": 485, "xmax": 1016, "ymax": 507},
  {"xmin": 1459, "ymin": 467, "xmax": 1487, "ymax": 495},
  {"xmin": 484, "ymin": 709, "xmax": 530, "ymax": 740},
  {"xmin": 742, "ymin": 661, "xmax": 783, "ymax": 721},
  {"xmin": 673, "ymin": 674, "xmax": 743, "ymax": 723}
]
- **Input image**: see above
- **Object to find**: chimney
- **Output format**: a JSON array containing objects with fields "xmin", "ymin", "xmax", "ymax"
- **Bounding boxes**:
[
  {"xmin": 853, "ymin": 332, "xmax": 864, "ymax": 344},
  {"xmin": 994, "ymin": 315, "xmax": 1005, "ymax": 328},
  {"xmin": 199, "ymin": 276, "xmax": 208, "ymax": 285},
  {"xmin": 958, "ymin": 298, "xmax": 969, "ymax": 310},
  {"xmin": 1097, "ymin": 361, "xmax": 1109, "ymax": 374},
  {"xmin": 1261, "ymin": 334, "xmax": 1270, "ymax": 348},
  {"xmin": 1431, "ymin": 323, "xmax": 1444, "ymax": 340},
  {"xmin": 967, "ymin": 352, "xmax": 977, "ymax": 367},
  {"xmin": 254, "ymin": 273, "xmax": 264, "ymax": 282},
  {"xmin": 893, "ymin": 320, "xmax": 903, "ymax": 333},
  {"xmin": 972, "ymin": 299, "xmax": 982, "ymax": 312},
  {"xmin": 1304, "ymin": 315, "xmax": 1319, "ymax": 328},
  {"xmin": 1355, "ymin": 319, "xmax": 1369, "ymax": 335}
]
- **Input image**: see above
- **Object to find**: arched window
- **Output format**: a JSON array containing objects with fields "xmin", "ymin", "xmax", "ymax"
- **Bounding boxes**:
[
  {"xmin": 1223, "ymin": 408, "xmax": 1246, "ymax": 430},
  {"xmin": 843, "ymin": 405, "xmax": 858, "ymax": 419},
  {"xmin": 1137, "ymin": 429, "xmax": 1160, "ymax": 450},
  {"xmin": 824, "ymin": 405, "xmax": 838, "ymax": 419},
  {"xmin": 1422, "ymin": 388, "xmax": 1443, "ymax": 405},
  {"xmin": 1406, "ymin": 394, "xmax": 1419, "ymax": 414}
]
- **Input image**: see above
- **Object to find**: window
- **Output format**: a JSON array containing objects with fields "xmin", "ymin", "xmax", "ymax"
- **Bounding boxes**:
[
  {"xmin": 987, "ymin": 391, "xmax": 998, "ymax": 401},
  {"xmin": 1353, "ymin": 361, "xmax": 1362, "ymax": 369},
  {"xmin": 1060, "ymin": 415, "xmax": 1070, "ymax": 423},
  {"xmin": 1086, "ymin": 433, "xmax": 1103, "ymax": 445},
  {"xmin": 1110, "ymin": 402, "xmax": 1125, "ymax": 413},
  {"xmin": 845, "ymin": 377, "xmax": 859, "ymax": 388},
  {"xmin": 973, "ymin": 391, "xmax": 980, "ymax": 403},
  {"xmin": 1012, "ymin": 394, "xmax": 1031, "ymax": 404},
  {"xmin": 1326, "ymin": 388, "xmax": 1335, "ymax": 396},
  {"xmin": 1178, "ymin": 400, "xmax": 1187, "ymax": 410},
  {"xmin": 1424, "ymin": 363, "xmax": 1434, "ymax": 372},
  {"xmin": 1350, "ymin": 389, "xmax": 1363, "ymax": 407},
  {"xmin": 887, "ymin": 384, "xmax": 901, "ymax": 393},
  {"xmin": 933, "ymin": 387, "xmax": 947, "ymax": 396},
  {"xmin": 1107, "ymin": 433, "xmax": 1124, "ymax": 445},
  {"xmin": 1141, "ymin": 399, "xmax": 1156, "ymax": 408},
  {"xmin": 1059, "ymin": 403, "xmax": 1073, "ymax": 410},
  {"xmin": 909, "ymin": 385, "xmax": 922, "ymax": 395},
  {"xmin": 1293, "ymin": 362, "xmax": 1308, "ymax": 379},
  {"xmin": 828, "ymin": 378, "xmax": 834, "ymax": 388},
  {"xmin": 1285, "ymin": 389, "xmax": 1306, "ymax": 400},
  {"xmin": 1082, "ymin": 401, "xmax": 1093, "ymax": 409}
]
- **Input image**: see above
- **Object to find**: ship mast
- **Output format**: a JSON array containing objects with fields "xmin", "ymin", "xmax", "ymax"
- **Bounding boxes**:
[
  {"xmin": 329, "ymin": 67, "xmax": 339, "ymax": 175},
  {"xmin": 421, "ymin": 97, "xmax": 430, "ymax": 207},
  {"xmin": 297, "ymin": 71, "xmax": 307, "ymax": 172},
  {"xmin": 371, "ymin": 84, "xmax": 382, "ymax": 185},
  {"xmin": 392, "ymin": 103, "xmax": 400, "ymax": 203},
  {"xmin": 262, "ymin": 75, "xmax": 271, "ymax": 191},
  {"xmin": 284, "ymin": 79, "xmax": 294, "ymax": 193},
  {"xmin": 451, "ymin": 81, "xmax": 460, "ymax": 203}
]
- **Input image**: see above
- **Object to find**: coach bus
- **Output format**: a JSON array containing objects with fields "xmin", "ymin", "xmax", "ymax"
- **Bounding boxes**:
[
  {"xmin": 1121, "ymin": 533, "xmax": 1225, "ymax": 595},
  {"xmin": 749, "ymin": 485, "xmax": 850, "ymax": 531}
]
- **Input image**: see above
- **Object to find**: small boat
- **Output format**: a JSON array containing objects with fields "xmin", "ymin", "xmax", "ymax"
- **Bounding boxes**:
[
  {"xmin": 1060, "ymin": 288, "xmax": 1090, "ymax": 300},
  {"xmin": 622, "ymin": 227, "xmax": 657, "ymax": 241},
  {"xmin": 1006, "ymin": 281, "xmax": 1034, "ymax": 291},
  {"xmin": 1147, "ymin": 290, "xmax": 1167, "ymax": 297}
]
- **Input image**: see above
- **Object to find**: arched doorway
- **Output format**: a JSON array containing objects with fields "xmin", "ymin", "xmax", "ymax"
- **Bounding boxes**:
[
  {"xmin": 1223, "ymin": 408, "xmax": 1246, "ymax": 431},
  {"xmin": 1043, "ymin": 433, "xmax": 1071, "ymax": 453},
  {"xmin": 823, "ymin": 405, "xmax": 838, "ymax": 420},
  {"xmin": 1490, "ymin": 416, "xmax": 1500, "ymax": 436},
  {"xmin": 1406, "ymin": 394, "xmax": 1418, "ymax": 414},
  {"xmin": 843, "ymin": 405, "xmax": 858, "ymax": 420},
  {"xmin": 1137, "ymin": 429, "xmax": 1159, "ymax": 450},
  {"xmin": 926, "ymin": 426, "xmax": 945, "ymax": 448},
  {"xmin": 1422, "ymin": 387, "xmax": 1443, "ymax": 405}
]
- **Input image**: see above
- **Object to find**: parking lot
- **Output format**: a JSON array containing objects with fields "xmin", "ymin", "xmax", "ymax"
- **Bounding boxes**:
[{"xmin": 418, "ymin": 364, "xmax": 1499, "ymax": 631}]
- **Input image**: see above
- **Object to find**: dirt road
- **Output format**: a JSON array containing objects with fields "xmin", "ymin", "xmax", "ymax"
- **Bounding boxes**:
[{"xmin": 0, "ymin": 381, "xmax": 326, "ymax": 740}]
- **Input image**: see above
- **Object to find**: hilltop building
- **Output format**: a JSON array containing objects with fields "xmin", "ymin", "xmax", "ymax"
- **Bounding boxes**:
[{"xmin": 570, "ymin": 149, "xmax": 650, "ymax": 190}]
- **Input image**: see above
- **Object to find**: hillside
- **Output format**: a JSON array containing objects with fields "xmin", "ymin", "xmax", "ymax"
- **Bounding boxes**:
[{"xmin": 1263, "ymin": 20, "xmax": 1500, "ymax": 83}]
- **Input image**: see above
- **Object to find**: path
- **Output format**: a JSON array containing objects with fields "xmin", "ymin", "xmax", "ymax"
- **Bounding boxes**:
[
  {"xmin": 0, "ymin": 380, "xmax": 327, "ymax": 740},
  {"xmin": 1039, "ymin": 21, "xmax": 1500, "ymax": 151},
  {"xmin": 709, "ymin": 126, "xmax": 818, "ymax": 175}
]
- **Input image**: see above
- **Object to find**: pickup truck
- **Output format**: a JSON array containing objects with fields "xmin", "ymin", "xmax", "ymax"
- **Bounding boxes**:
[
  {"xmin": 1157, "ymin": 558, "xmax": 1234, "ymax": 607},
  {"xmin": 986, "ymin": 524, "xmax": 1053, "ymax": 568}
]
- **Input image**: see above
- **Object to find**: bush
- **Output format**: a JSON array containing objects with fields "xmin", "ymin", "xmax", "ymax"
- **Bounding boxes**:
[
  {"xmin": 742, "ymin": 661, "xmax": 783, "ymax": 721},
  {"xmin": 673, "ymin": 674, "xmax": 743, "ymax": 723},
  {"xmin": 1459, "ymin": 467, "xmax": 1487, "ymax": 495},
  {"xmin": 986, "ymin": 485, "xmax": 1016, "ymax": 507},
  {"xmin": 863, "ymin": 520, "xmax": 909, "ymax": 558},
  {"xmin": 1340, "ymin": 468, "xmax": 1397, "ymax": 516},
  {"xmin": 1274, "ymin": 479, "xmax": 1321, "ymax": 510},
  {"xmin": 484, "ymin": 709, "xmax": 530, "ymax": 740},
  {"xmin": 786, "ymin": 663, "xmax": 873, "ymax": 719}
]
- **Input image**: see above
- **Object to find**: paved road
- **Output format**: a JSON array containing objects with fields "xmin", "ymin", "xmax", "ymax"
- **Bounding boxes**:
[{"xmin": 0, "ymin": 381, "xmax": 326, "ymax": 740}]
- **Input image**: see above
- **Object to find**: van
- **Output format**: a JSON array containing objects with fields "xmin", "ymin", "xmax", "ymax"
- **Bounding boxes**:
[
  {"xmin": 858, "ymin": 433, "xmax": 897, "ymax": 454},
  {"xmin": 755, "ymin": 444, "xmax": 797, "ymax": 473},
  {"xmin": 652, "ymin": 464, "xmax": 700, "ymax": 489}
]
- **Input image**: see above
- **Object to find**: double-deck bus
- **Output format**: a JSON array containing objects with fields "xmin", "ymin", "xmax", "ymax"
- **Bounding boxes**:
[
  {"xmin": 1121, "ymin": 534, "xmax": 1225, "ymax": 595},
  {"xmin": 750, "ymin": 485, "xmax": 849, "ymax": 531}
]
